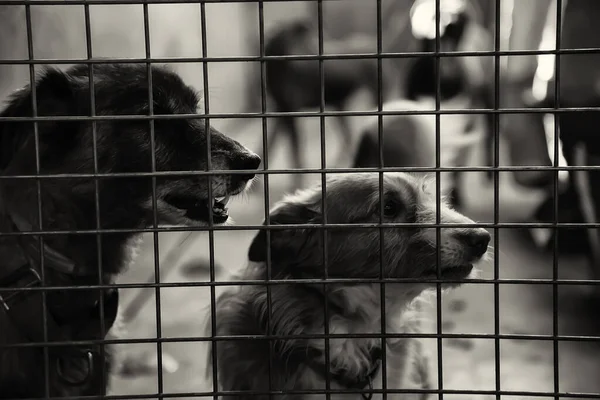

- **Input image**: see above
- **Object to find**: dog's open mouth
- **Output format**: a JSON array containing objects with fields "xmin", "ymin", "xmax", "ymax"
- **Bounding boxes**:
[
  {"xmin": 163, "ymin": 194, "xmax": 231, "ymax": 224},
  {"xmin": 422, "ymin": 264, "xmax": 473, "ymax": 280}
]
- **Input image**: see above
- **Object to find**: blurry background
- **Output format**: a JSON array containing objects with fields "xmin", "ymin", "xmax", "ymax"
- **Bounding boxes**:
[{"xmin": 1, "ymin": 1, "xmax": 599, "ymax": 399}]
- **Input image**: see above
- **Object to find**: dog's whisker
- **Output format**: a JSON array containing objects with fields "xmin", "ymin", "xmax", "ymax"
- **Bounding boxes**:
[
  {"xmin": 176, "ymin": 231, "xmax": 195, "ymax": 249},
  {"xmin": 251, "ymin": 175, "xmax": 261, "ymax": 189},
  {"xmin": 223, "ymin": 217, "xmax": 236, "ymax": 227},
  {"xmin": 239, "ymin": 188, "xmax": 252, "ymax": 204}
]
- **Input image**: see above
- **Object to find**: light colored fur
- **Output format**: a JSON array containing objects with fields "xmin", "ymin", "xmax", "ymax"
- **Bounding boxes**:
[
  {"xmin": 209, "ymin": 172, "xmax": 490, "ymax": 399},
  {"xmin": 354, "ymin": 97, "xmax": 486, "ymax": 197}
]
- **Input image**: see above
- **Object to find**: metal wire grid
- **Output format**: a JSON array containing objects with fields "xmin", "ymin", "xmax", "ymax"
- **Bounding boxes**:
[{"xmin": 0, "ymin": 0, "xmax": 598, "ymax": 399}]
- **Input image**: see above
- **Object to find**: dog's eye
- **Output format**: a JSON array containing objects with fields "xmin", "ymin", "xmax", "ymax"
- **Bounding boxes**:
[{"xmin": 383, "ymin": 200, "xmax": 400, "ymax": 218}]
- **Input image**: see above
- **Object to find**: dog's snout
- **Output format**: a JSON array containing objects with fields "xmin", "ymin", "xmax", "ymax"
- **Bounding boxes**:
[
  {"xmin": 457, "ymin": 229, "xmax": 491, "ymax": 259},
  {"xmin": 233, "ymin": 151, "xmax": 262, "ymax": 180}
]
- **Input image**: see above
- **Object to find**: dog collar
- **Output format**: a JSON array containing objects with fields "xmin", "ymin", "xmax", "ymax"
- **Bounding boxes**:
[
  {"xmin": 0, "ymin": 264, "xmax": 119, "ymax": 390},
  {"xmin": 7, "ymin": 210, "xmax": 88, "ymax": 277},
  {"xmin": 0, "ymin": 207, "xmax": 119, "ymax": 391},
  {"xmin": 306, "ymin": 346, "xmax": 383, "ymax": 400}
]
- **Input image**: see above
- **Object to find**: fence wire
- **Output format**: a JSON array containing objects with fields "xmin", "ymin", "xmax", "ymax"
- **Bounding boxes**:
[{"xmin": 0, "ymin": 0, "xmax": 599, "ymax": 399}]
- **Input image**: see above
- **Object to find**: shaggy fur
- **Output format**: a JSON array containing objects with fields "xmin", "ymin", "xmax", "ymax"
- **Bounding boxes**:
[
  {"xmin": 210, "ymin": 172, "xmax": 490, "ymax": 399},
  {"xmin": 0, "ymin": 63, "xmax": 261, "ymax": 398}
]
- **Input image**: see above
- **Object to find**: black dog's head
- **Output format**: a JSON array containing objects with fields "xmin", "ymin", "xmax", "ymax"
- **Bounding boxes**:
[{"xmin": 0, "ymin": 64, "xmax": 261, "ymax": 233}]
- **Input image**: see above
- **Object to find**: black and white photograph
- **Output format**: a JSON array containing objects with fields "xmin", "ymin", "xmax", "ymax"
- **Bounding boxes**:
[{"xmin": 1, "ymin": 0, "xmax": 599, "ymax": 399}]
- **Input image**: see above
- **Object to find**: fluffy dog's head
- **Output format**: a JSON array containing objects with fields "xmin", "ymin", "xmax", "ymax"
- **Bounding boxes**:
[
  {"xmin": 0, "ymin": 64, "xmax": 260, "ymax": 273},
  {"xmin": 249, "ymin": 172, "xmax": 490, "ymax": 287},
  {"xmin": 213, "ymin": 172, "xmax": 490, "ymax": 392}
]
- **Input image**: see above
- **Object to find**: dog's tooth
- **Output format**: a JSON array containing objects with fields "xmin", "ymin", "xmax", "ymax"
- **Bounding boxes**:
[{"xmin": 222, "ymin": 195, "xmax": 231, "ymax": 205}]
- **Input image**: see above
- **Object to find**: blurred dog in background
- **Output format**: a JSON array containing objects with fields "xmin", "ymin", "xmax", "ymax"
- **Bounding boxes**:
[
  {"xmin": 233, "ymin": 0, "xmax": 494, "ymax": 193},
  {"xmin": 258, "ymin": 19, "xmax": 402, "ymax": 190},
  {"xmin": 263, "ymin": 20, "xmax": 401, "ymax": 176},
  {"xmin": 353, "ymin": 0, "xmax": 492, "ymax": 207}
]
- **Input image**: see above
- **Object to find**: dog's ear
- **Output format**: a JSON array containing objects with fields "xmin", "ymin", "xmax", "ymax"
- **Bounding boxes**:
[
  {"xmin": 248, "ymin": 200, "xmax": 322, "ymax": 269},
  {"xmin": 0, "ymin": 68, "xmax": 82, "ymax": 171}
]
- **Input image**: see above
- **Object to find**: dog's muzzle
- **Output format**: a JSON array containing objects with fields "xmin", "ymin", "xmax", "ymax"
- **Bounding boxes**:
[{"xmin": 164, "ymin": 193, "xmax": 232, "ymax": 223}]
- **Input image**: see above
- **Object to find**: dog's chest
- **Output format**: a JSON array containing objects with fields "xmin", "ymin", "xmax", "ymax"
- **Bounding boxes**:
[
  {"xmin": 303, "ymin": 348, "xmax": 429, "ymax": 400},
  {"xmin": 304, "ymin": 318, "xmax": 430, "ymax": 400}
]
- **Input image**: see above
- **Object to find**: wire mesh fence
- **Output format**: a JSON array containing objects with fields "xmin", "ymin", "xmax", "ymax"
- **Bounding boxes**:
[{"xmin": 0, "ymin": 0, "xmax": 599, "ymax": 399}]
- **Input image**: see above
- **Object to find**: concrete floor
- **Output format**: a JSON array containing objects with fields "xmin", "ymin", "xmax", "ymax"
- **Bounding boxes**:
[{"xmin": 108, "ymin": 113, "xmax": 600, "ymax": 399}]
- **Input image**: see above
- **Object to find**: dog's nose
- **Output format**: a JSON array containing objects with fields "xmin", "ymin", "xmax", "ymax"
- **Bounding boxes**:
[
  {"xmin": 233, "ymin": 152, "xmax": 262, "ymax": 180},
  {"xmin": 457, "ymin": 229, "xmax": 491, "ymax": 259}
]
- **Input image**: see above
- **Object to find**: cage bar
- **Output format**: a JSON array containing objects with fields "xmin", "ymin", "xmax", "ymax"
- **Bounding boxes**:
[{"xmin": 0, "ymin": 1, "xmax": 599, "ymax": 400}]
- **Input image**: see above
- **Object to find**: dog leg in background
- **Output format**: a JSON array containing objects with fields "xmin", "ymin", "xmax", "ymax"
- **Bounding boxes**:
[
  {"xmin": 251, "ymin": 114, "xmax": 304, "ymax": 192},
  {"xmin": 334, "ymin": 113, "xmax": 354, "ymax": 168},
  {"xmin": 265, "ymin": 118, "xmax": 284, "ymax": 165},
  {"xmin": 572, "ymin": 144, "xmax": 600, "ymax": 297},
  {"xmin": 253, "ymin": 118, "xmax": 280, "ymax": 165},
  {"xmin": 250, "ymin": 117, "xmax": 284, "ymax": 192},
  {"xmin": 279, "ymin": 115, "xmax": 304, "ymax": 190}
]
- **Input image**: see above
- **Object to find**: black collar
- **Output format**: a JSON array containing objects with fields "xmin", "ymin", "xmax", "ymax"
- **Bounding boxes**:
[
  {"xmin": 7, "ymin": 210, "xmax": 91, "ymax": 277},
  {"xmin": 0, "ymin": 208, "xmax": 119, "ymax": 391},
  {"xmin": 306, "ymin": 346, "xmax": 383, "ymax": 400}
]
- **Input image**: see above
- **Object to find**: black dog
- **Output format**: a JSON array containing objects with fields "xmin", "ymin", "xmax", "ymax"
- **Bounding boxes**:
[
  {"xmin": 262, "ymin": 20, "xmax": 400, "ymax": 189},
  {"xmin": 405, "ymin": 7, "xmax": 470, "ymax": 102},
  {"xmin": 0, "ymin": 63, "xmax": 260, "ymax": 398}
]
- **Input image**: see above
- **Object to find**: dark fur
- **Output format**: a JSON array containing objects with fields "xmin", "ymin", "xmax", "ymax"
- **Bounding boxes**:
[
  {"xmin": 0, "ymin": 63, "xmax": 260, "ymax": 397},
  {"xmin": 405, "ymin": 12, "xmax": 469, "ymax": 101},
  {"xmin": 212, "ymin": 173, "xmax": 490, "ymax": 399}
]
